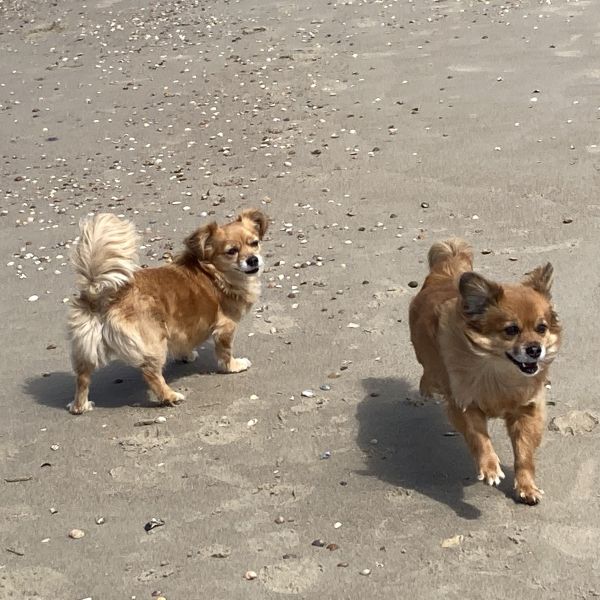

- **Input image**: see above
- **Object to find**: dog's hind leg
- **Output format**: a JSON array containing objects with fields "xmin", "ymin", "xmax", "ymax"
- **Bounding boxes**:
[
  {"xmin": 68, "ymin": 363, "xmax": 95, "ymax": 414},
  {"xmin": 178, "ymin": 350, "xmax": 198, "ymax": 363},
  {"xmin": 419, "ymin": 372, "xmax": 436, "ymax": 399},
  {"xmin": 141, "ymin": 352, "xmax": 184, "ymax": 406},
  {"xmin": 142, "ymin": 368, "xmax": 185, "ymax": 406}
]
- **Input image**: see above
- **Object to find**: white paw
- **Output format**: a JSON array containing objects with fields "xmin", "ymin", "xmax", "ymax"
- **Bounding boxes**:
[
  {"xmin": 477, "ymin": 468, "xmax": 506, "ymax": 487},
  {"xmin": 518, "ymin": 486, "xmax": 544, "ymax": 505},
  {"xmin": 230, "ymin": 357, "xmax": 252, "ymax": 373},
  {"xmin": 181, "ymin": 350, "xmax": 198, "ymax": 363},
  {"xmin": 159, "ymin": 391, "xmax": 185, "ymax": 406},
  {"xmin": 67, "ymin": 400, "xmax": 95, "ymax": 415}
]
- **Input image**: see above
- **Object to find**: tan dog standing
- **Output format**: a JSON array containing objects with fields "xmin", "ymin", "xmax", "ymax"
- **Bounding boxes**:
[
  {"xmin": 68, "ymin": 209, "xmax": 268, "ymax": 414},
  {"xmin": 409, "ymin": 239, "xmax": 561, "ymax": 504}
]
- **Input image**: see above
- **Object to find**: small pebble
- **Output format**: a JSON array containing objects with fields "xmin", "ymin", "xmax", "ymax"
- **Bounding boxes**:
[
  {"xmin": 337, "ymin": 562, "xmax": 349, "ymax": 568},
  {"xmin": 562, "ymin": 217, "xmax": 573, "ymax": 224},
  {"xmin": 28, "ymin": 295, "xmax": 39, "ymax": 302},
  {"xmin": 334, "ymin": 522, "xmax": 342, "ymax": 529},
  {"xmin": 244, "ymin": 570, "xmax": 258, "ymax": 580},
  {"xmin": 95, "ymin": 517, "xmax": 105, "ymax": 525},
  {"xmin": 301, "ymin": 389, "xmax": 315, "ymax": 398},
  {"xmin": 326, "ymin": 543, "xmax": 339, "ymax": 551},
  {"xmin": 311, "ymin": 539, "xmax": 326, "ymax": 547},
  {"xmin": 360, "ymin": 568, "xmax": 372, "ymax": 576},
  {"xmin": 408, "ymin": 281, "xmax": 419, "ymax": 288},
  {"xmin": 68, "ymin": 529, "xmax": 85, "ymax": 539},
  {"xmin": 274, "ymin": 516, "xmax": 285, "ymax": 524},
  {"xmin": 319, "ymin": 384, "xmax": 331, "ymax": 391},
  {"xmin": 420, "ymin": 202, "xmax": 429, "ymax": 209}
]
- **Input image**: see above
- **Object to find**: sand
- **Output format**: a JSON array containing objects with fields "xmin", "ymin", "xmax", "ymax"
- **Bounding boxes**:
[{"xmin": 1, "ymin": 0, "xmax": 600, "ymax": 598}]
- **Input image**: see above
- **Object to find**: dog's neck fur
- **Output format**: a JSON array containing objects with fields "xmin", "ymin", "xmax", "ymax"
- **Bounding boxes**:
[
  {"xmin": 198, "ymin": 262, "xmax": 261, "ymax": 306},
  {"xmin": 175, "ymin": 251, "xmax": 261, "ymax": 308}
]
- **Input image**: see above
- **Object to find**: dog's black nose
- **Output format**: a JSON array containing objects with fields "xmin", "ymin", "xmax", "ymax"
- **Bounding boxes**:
[
  {"xmin": 525, "ymin": 344, "xmax": 542, "ymax": 359},
  {"xmin": 246, "ymin": 255, "xmax": 259, "ymax": 268}
]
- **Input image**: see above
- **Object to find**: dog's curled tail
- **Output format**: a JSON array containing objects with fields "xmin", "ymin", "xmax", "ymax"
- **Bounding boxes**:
[
  {"xmin": 72, "ymin": 213, "xmax": 139, "ymax": 300},
  {"xmin": 427, "ymin": 238, "xmax": 473, "ymax": 278}
]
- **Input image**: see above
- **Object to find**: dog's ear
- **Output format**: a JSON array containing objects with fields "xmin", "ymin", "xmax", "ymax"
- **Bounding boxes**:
[
  {"xmin": 184, "ymin": 222, "xmax": 218, "ymax": 260},
  {"xmin": 522, "ymin": 263, "xmax": 553, "ymax": 299},
  {"xmin": 459, "ymin": 272, "xmax": 503, "ymax": 320},
  {"xmin": 237, "ymin": 209, "xmax": 268, "ymax": 240}
]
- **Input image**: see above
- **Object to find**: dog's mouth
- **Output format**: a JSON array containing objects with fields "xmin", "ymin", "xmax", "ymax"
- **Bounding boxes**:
[
  {"xmin": 244, "ymin": 267, "xmax": 259, "ymax": 275},
  {"xmin": 505, "ymin": 353, "xmax": 539, "ymax": 375}
]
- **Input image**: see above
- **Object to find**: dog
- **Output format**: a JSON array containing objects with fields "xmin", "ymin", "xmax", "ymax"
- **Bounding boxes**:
[
  {"xmin": 409, "ymin": 239, "xmax": 561, "ymax": 504},
  {"xmin": 67, "ymin": 208, "xmax": 268, "ymax": 414}
]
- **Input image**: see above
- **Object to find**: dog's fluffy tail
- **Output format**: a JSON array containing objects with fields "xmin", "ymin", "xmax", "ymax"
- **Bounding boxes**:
[
  {"xmin": 427, "ymin": 238, "xmax": 473, "ymax": 278},
  {"xmin": 72, "ymin": 213, "xmax": 139, "ymax": 300}
]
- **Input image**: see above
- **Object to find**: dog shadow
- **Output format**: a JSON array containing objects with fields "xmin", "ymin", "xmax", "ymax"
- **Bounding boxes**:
[
  {"xmin": 26, "ymin": 345, "xmax": 219, "ymax": 411},
  {"xmin": 357, "ymin": 377, "xmax": 488, "ymax": 520}
]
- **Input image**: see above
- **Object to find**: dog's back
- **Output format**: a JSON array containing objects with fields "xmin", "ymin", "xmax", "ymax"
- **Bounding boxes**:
[{"xmin": 409, "ymin": 239, "xmax": 473, "ymax": 396}]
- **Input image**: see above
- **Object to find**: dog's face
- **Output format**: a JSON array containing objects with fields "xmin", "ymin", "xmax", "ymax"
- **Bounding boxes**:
[
  {"xmin": 184, "ymin": 209, "xmax": 268, "ymax": 278},
  {"xmin": 459, "ymin": 264, "xmax": 561, "ymax": 377}
]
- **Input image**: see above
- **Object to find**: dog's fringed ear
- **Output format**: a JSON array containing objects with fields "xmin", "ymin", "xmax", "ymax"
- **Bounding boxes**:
[
  {"xmin": 459, "ymin": 272, "xmax": 503, "ymax": 320},
  {"xmin": 522, "ymin": 263, "xmax": 553, "ymax": 299},
  {"xmin": 184, "ymin": 222, "xmax": 218, "ymax": 260},
  {"xmin": 237, "ymin": 209, "xmax": 269, "ymax": 240}
]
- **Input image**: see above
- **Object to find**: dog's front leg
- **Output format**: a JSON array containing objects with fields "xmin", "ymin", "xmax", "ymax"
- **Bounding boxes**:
[
  {"xmin": 213, "ymin": 319, "xmax": 251, "ymax": 373},
  {"xmin": 446, "ymin": 401, "xmax": 505, "ymax": 487},
  {"xmin": 506, "ymin": 402, "xmax": 545, "ymax": 505}
]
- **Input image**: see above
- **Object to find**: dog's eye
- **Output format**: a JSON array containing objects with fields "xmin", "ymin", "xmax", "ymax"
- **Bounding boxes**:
[
  {"xmin": 504, "ymin": 324, "xmax": 520, "ymax": 337},
  {"xmin": 226, "ymin": 247, "xmax": 238, "ymax": 256},
  {"xmin": 249, "ymin": 240, "xmax": 259, "ymax": 247},
  {"xmin": 535, "ymin": 323, "xmax": 548, "ymax": 334}
]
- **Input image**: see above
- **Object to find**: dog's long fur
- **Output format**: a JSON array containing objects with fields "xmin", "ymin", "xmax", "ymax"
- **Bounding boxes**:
[
  {"xmin": 409, "ymin": 239, "xmax": 561, "ymax": 504},
  {"xmin": 68, "ymin": 209, "xmax": 268, "ymax": 415}
]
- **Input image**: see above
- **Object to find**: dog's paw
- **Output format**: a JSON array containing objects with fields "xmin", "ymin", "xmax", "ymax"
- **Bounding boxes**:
[
  {"xmin": 229, "ymin": 357, "xmax": 252, "ymax": 373},
  {"xmin": 418, "ymin": 375, "xmax": 435, "ymax": 399},
  {"xmin": 181, "ymin": 350, "xmax": 198, "ymax": 363},
  {"xmin": 67, "ymin": 400, "xmax": 95, "ymax": 415},
  {"xmin": 515, "ymin": 479, "xmax": 544, "ymax": 505},
  {"xmin": 477, "ymin": 456, "xmax": 505, "ymax": 487},
  {"xmin": 163, "ymin": 391, "xmax": 185, "ymax": 406}
]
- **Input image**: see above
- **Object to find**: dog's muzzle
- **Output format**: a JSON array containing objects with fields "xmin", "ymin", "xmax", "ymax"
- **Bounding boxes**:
[
  {"xmin": 506, "ymin": 343, "xmax": 545, "ymax": 376},
  {"xmin": 241, "ymin": 255, "xmax": 261, "ymax": 275}
]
